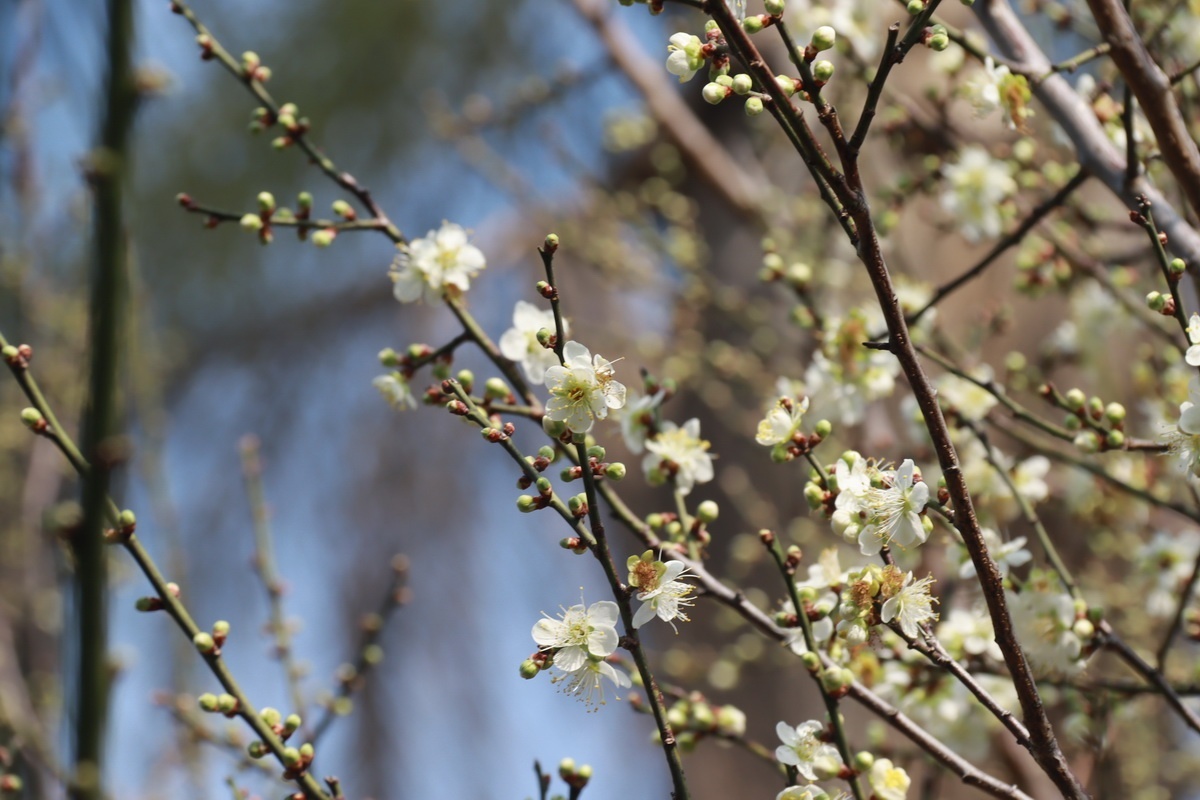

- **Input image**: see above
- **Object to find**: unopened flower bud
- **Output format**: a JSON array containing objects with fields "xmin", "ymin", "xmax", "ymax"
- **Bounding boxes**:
[
  {"xmin": 198, "ymin": 693, "xmax": 219, "ymax": 712},
  {"xmin": 311, "ymin": 228, "xmax": 336, "ymax": 248},
  {"xmin": 1105, "ymin": 429, "xmax": 1125, "ymax": 448},
  {"xmin": 247, "ymin": 740, "xmax": 269, "ymax": 759},
  {"xmin": 820, "ymin": 666, "xmax": 853, "ymax": 694},
  {"xmin": 702, "ymin": 82, "xmax": 729, "ymax": 105},
  {"xmin": 716, "ymin": 705, "xmax": 746, "ymax": 736},
  {"xmin": 743, "ymin": 15, "xmax": 765, "ymax": 33},
  {"xmin": 810, "ymin": 26, "xmax": 836, "ymax": 51},
  {"xmin": 775, "ymin": 75, "xmax": 797, "ymax": 96},
  {"xmin": 331, "ymin": 199, "xmax": 354, "ymax": 219},
  {"xmin": 193, "ymin": 632, "xmax": 216, "ymax": 654},
  {"xmin": 517, "ymin": 495, "xmax": 538, "ymax": 513},
  {"xmin": 801, "ymin": 651, "xmax": 821, "ymax": 672},
  {"xmin": 284, "ymin": 713, "xmax": 302, "ymax": 734},
  {"xmin": 1104, "ymin": 402, "xmax": 1126, "ymax": 423},
  {"xmin": 813, "ymin": 60, "xmax": 834, "ymax": 82},
  {"xmin": 542, "ymin": 416, "xmax": 567, "ymax": 438},
  {"xmin": 260, "ymin": 707, "xmax": 281, "ymax": 727},
  {"xmin": 299, "ymin": 742, "xmax": 314, "ymax": 761},
  {"xmin": 456, "ymin": 369, "xmax": 474, "ymax": 394},
  {"xmin": 1073, "ymin": 618, "xmax": 1095, "ymax": 639},
  {"xmin": 1170, "ymin": 258, "xmax": 1187, "ymax": 276},
  {"xmin": 731, "ymin": 74, "xmax": 754, "ymax": 95},
  {"xmin": 239, "ymin": 213, "xmax": 264, "ymax": 232},
  {"xmin": 282, "ymin": 747, "xmax": 301, "ymax": 767},
  {"xmin": 929, "ymin": 32, "xmax": 950, "ymax": 50},
  {"xmin": 854, "ymin": 751, "xmax": 875, "ymax": 771},
  {"xmin": 605, "ymin": 462, "xmax": 627, "ymax": 480},
  {"xmin": 1146, "ymin": 290, "xmax": 1166, "ymax": 311},
  {"xmin": 697, "ymin": 500, "xmax": 719, "ymax": 523},
  {"xmin": 256, "ymin": 192, "xmax": 275, "ymax": 213},
  {"xmin": 519, "ymin": 658, "xmax": 541, "ymax": 679},
  {"xmin": 559, "ymin": 758, "xmax": 577, "ymax": 779},
  {"xmin": 907, "ymin": 0, "xmax": 925, "ymax": 14},
  {"xmin": 217, "ymin": 693, "xmax": 238, "ymax": 714},
  {"xmin": 804, "ymin": 483, "xmax": 825, "ymax": 509},
  {"xmin": 1073, "ymin": 431, "xmax": 1100, "ymax": 453},
  {"xmin": 1064, "ymin": 388, "xmax": 1086, "ymax": 410},
  {"xmin": 297, "ymin": 191, "xmax": 313, "ymax": 211},
  {"xmin": 744, "ymin": 97, "xmax": 765, "ymax": 116},
  {"xmin": 20, "ymin": 408, "xmax": 44, "ymax": 429}
]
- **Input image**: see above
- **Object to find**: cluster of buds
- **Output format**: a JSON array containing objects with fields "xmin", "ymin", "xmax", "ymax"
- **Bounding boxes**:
[
  {"xmin": 1042, "ymin": 384, "xmax": 1126, "ymax": 451},
  {"xmin": 104, "ymin": 509, "xmax": 138, "ymax": 544},
  {"xmin": 197, "ymin": 691, "xmax": 240, "ymax": 717},
  {"xmin": 193, "ymin": 619, "xmax": 230, "ymax": 657},
  {"xmin": 239, "ymin": 191, "xmax": 279, "ymax": 245},
  {"xmin": 557, "ymin": 758, "xmax": 594, "ymax": 792},
  {"xmin": 240, "ymin": 50, "xmax": 271, "ymax": 83},
  {"xmin": 639, "ymin": 692, "xmax": 746, "ymax": 752},
  {"xmin": 558, "ymin": 444, "xmax": 627, "ymax": 484},
  {"xmin": 2, "ymin": 342, "xmax": 33, "ymax": 369}
]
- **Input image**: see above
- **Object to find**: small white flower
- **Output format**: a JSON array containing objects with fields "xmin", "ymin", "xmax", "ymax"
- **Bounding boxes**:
[
  {"xmin": 551, "ymin": 658, "xmax": 632, "ymax": 709},
  {"xmin": 531, "ymin": 599, "xmax": 620, "ymax": 671},
  {"xmin": 1013, "ymin": 455, "xmax": 1050, "ymax": 505},
  {"xmin": 937, "ymin": 367, "xmax": 998, "ymax": 422},
  {"xmin": 389, "ymin": 222, "xmax": 486, "ymax": 304},
  {"xmin": 868, "ymin": 758, "xmax": 911, "ymax": 800},
  {"xmin": 1006, "ymin": 586, "xmax": 1087, "ymax": 676},
  {"xmin": 858, "ymin": 460, "xmax": 930, "ymax": 556},
  {"xmin": 1186, "ymin": 313, "xmax": 1200, "ymax": 366},
  {"xmin": 937, "ymin": 607, "xmax": 1002, "ymax": 661},
  {"xmin": 372, "ymin": 373, "xmax": 417, "ymax": 410},
  {"xmin": 958, "ymin": 528, "xmax": 1032, "ymax": 579},
  {"xmin": 776, "ymin": 786, "xmax": 829, "ymax": 800},
  {"xmin": 961, "ymin": 57, "xmax": 1008, "ymax": 118},
  {"xmin": 543, "ymin": 341, "xmax": 626, "ymax": 434},
  {"xmin": 618, "ymin": 391, "xmax": 664, "ymax": 454},
  {"xmin": 627, "ymin": 553, "xmax": 695, "ymax": 630},
  {"xmin": 756, "ymin": 396, "xmax": 810, "ymax": 446},
  {"xmin": 1135, "ymin": 530, "xmax": 1200, "ymax": 616},
  {"xmin": 881, "ymin": 573, "xmax": 939, "ymax": 638},
  {"xmin": 775, "ymin": 720, "xmax": 842, "ymax": 781},
  {"xmin": 643, "ymin": 418, "xmax": 714, "ymax": 496},
  {"xmin": 940, "ymin": 146, "xmax": 1017, "ymax": 242},
  {"xmin": 666, "ymin": 32, "xmax": 705, "ymax": 82},
  {"xmin": 498, "ymin": 301, "xmax": 566, "ymax": 385}
]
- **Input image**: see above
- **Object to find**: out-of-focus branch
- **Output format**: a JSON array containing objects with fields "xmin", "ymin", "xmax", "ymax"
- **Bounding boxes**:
[
  {"xmin": 570, "ymin": 0, "xmax": 766, "ymax": 222},
  {"xmin": 1086, "ymin": 0, "xmax": 1200, "ymax": 220},
  {"xmin": 974, "ymin": 0, "xmax": 1200, "ymax": 267}
]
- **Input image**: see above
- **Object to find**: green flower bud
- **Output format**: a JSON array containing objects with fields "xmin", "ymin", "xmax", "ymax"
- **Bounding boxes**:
[
  {"xmin": 559, "ymin": 758, "xmax": 577, "ymax": 779},
  {"xmin": 297, "ymin": 191, "xmax": 313, "ymax": 211},
  {"xmin": 256, "ymin": 192, "xmax": 275, "ymax": 213},
  {"xmin": 814, "ymin": 419, "xmax": 832, "ymax": 438},
  {"xmin": 197, "ymin": 693, "xmax": 219, "ymax": 712},
  {"xmin": 853, "ymin": 751, "xmax": 875, "ymax": 771},
  {"xmin": 743, "ymin": 15, "xmax": 764, "ymax": 33},
  {"xmin": 744, "ymin": 97, "xmax": 765, "ymax": 116},
  {"xmin": 820, "ymin": 666, "xmax": 853, "ymax": 693},
  {"xmin": 731, "ymin": 74, "xmax": 754, "ymax": 95},
  {"xmin": 284, "ymin": 713, "xmax": 302, "ymax": 734},
  {"xmin": 484, "ymin": 377, "xmax": 509, "ymax": 399},
  {"xmin": 282, "ymin": 747, "xmax": 302, "ymax": 767},
  {"xmin": 456, "ymin": 369, "xmax": 474, "ymax": 394},
  {"xmin": 299, "ymin": 742, "xmax": 315, "ymax": 760},
  {"xmin": 804, "ymin": 482, "xmax": 825, "ymax": 509},
  {"xmin": 702, "ymin": 82, "xmax": 729, "ymax": 105},
  {"xmin": 260, "ymin": 707, "xmax": 281, "ymax": 727},
  {"xmin": 813, "ymin": 60, "xmax": 834, "ymax": 82},
  {"xmin": 192, "ymin": 632, "xmax": 216, "ymax": 654},
  {"xmin": 247, "ymin": 741, "xmax": 269, "ymax": 759},
  {"xmin": 544, "ymin": 233, "xmax": 560, "ymax": 251},
  {"xmin": 378, "ymin": 348, "xmax": 399, "ymax": 367},
  {"xmin": 20, "ymin": 408, "xmax": 44, "ymax": 429},
  {"xmin": 906, "ymin": 0, "xmax": 925, "ymax": 14},
  {"xmin": 1146, "ymin": 290, "xmax": 1167, "ymax": 311},
  {"xmin": 516, "ymin": 495, "xmax": 538, "ymax": 513},
  {"xmin": 1105, "ymin": 429, "xmax": 1125, "ymax": 449},
  {"xmin": 697, "ymin": 499, "xmax": 719, "ymax": 523},
  {"xmin": 542, "ymin": 416, "xmax": 567, "ymax": 438},
  {"xmin": 567, "ymin": 494, "xmax": 586, "ymax": 514},
  {"xmin": 801, "ymin": 652, "xmax": 821, "ymax": 672},
  {"xmin": 212, "ymin": 620, "xmax": 230, "ymax": 637},
  {"xmin": 929, "ymin": 32, "xmax": 949, "ymax": 50},
  {"xmin": 605, "ymin": 462, "xmax": 627, "ymax": 480},
  {"xmin": 775, "ymin": 75, "xmax": 797, "ymax": 97},
  {"xmin": 217, "ymin": 693, "xmax": 238, "ymax": 714},
  {"xmin": 239, "ymin": 213, "xmax": 264, "ymax": 232},
  {"xmin": 810, "ymin": 26, "xmax": 836, "ymax": 51},
  {"xmin": 332, "ymin": 199, "xmax": 354, "ymax": 218},
  {"xmin": 1087, "ymin": 396, "xmax": 1104, "ymax": 417},
  {"xmin": 1170, "ymin": 257, "xmax": 1187, "ymax": 276},
  {"xmin": 1104, "ymin": 402, "xmax": 1126, "ymax": 423},
  {"xmin": 1073, "ymin": 618, "xmax": 1095, "ymax": 639},
  {"xmin": 1064, "ymin": 388, "xmax": 1086, "ymax": 410},
  {"xmin": 519, "ymin": 658, "xmax": 541, "ymax": 679},
  {"xmin": 575, "ymin": 764, "xmax": 593, "ymax": 784}
]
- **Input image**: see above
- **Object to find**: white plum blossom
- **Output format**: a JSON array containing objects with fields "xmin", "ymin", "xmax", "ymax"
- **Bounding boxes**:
[
  {"xmin": 551, "ymin": 657, "xmax": 631, "ymax": 708},
  {"xmin": 775, "ymin": 720, "xmax": 843, "ymax": 781},
  {"xmin": 756, "ymin": 395, "xmax": 810, "ymax": 446},
  {"xmin": 868, "ymin": 758, "xmax": 911, "ymax": 800},
  {"xmin": 543, "ymin": 341, "xmax": 626, "ymax": 434},
  {"xmin": 1135, "ymin": 529, "xmax": 1200, "ymax": 616},
  {"xmin": 627, "ymin": 552, "xmax": 695, "ymax": 630},
  {"xmin": 643, "ymin": 418, "xmax": 714, "ymax": 496},
  {"xmin": 531, "ymin": 599, "xmax": 620, "ymax": 671},
  {"xmin": 957, "ymin": 528, "xmax": 1032, "ymax": 580},
  {"xmin": 498, "ymin": 300, "xmax": 566, "ymax": 385},
  {"xmin": 1162, "ymin": 378, "xmax": 1200, "ymax": 476},
  {"xmin": 881, "ymin": 573, "xmax": 939, "ymax": 638},
  {"xmin": 937, "ymin": 607, "xmax": 1002, "ymax": 661},
  {"xmin": 1006, "ymin": 586, "xmax": 1088, "ymax": 676},
  {"xmin": 831, "ymin": 453, "xmax": 872, "ymax": 544},
  {"xmin": 777, "ymin": 786, "xmax": 829, "ymax": 800},
  {"xmin": 1187, "ymin": 313, "xmax": 1200, "ymax": 366},
  {"xmin": 618, "ymin": 391, "xmax": 664, "ymax": 454},
  {"xmin": 857, "ymin": 459, "xmax": 930, "ymax": 556},
  {"xmin": 937, "ymin": 367, "xmax": 998, "ymax": 422},
  {"xmin": 961, "ymin": 57, "xmax": 1009, "ymax": 118},
  {"xmin": 372, "ymin": 373, "xmax": 417, "ymax": 411},
  {"xmin": 940, "ymin": 146, "xmax": 1017, "ymax": 242},
  {"xmin": 390, "ymin": 222, "xmax": 486, "ymax": 303},
  {"xmin": 666, "ymin": 32, "xmax": 705, "ymax": 82}
]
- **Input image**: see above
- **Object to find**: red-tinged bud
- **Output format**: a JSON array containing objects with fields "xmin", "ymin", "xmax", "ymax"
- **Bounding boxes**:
[
  {"xmin": 176, "ymin": 192, "xmax": 194, "ymax": 208},
  {"xmin": 759, "ymin": 529, "xmax": 775, "ymax": 545}
]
